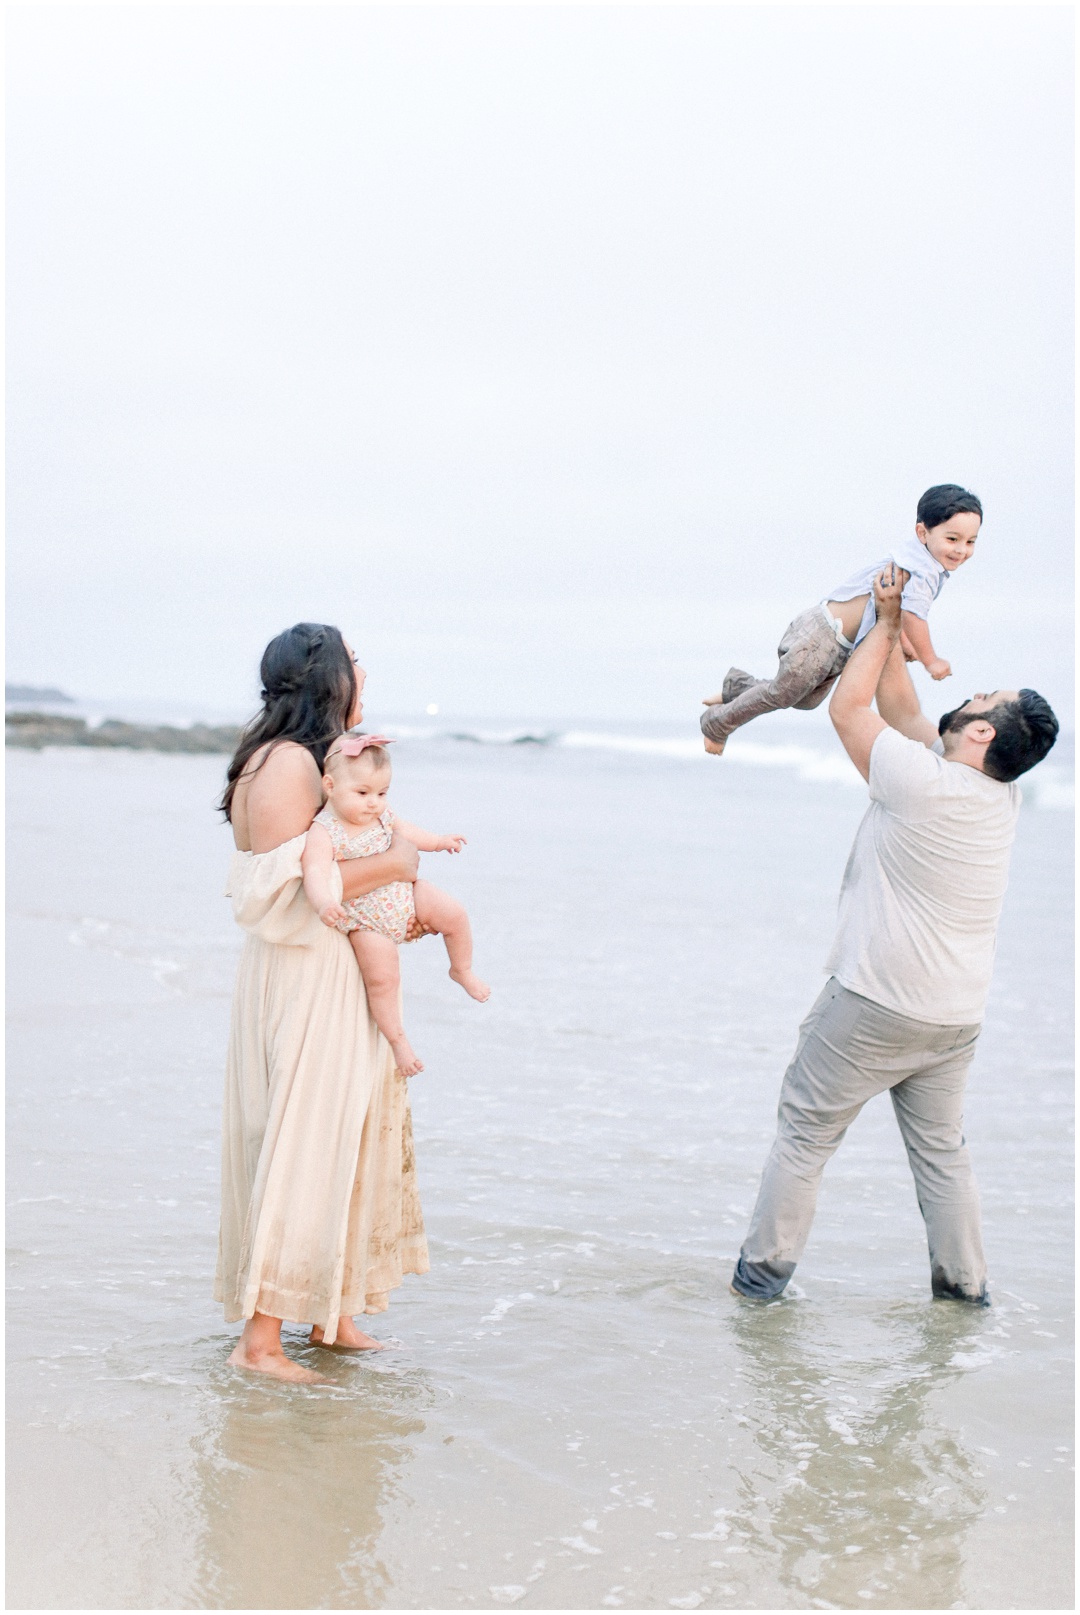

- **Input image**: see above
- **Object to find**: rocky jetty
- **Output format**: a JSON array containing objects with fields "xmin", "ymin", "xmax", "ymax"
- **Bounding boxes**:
[{"xmin": 6, "ymin": 711, "xmax": 242, "ymax": 753}]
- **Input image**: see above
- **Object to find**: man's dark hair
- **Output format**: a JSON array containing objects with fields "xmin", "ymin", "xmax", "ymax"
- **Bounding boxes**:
[
  {"xmin": 917, "ymin": 484, "xmax": 983, "ymax": 529},
  {"xmin": 945, "ymin": 689, "xmax": 1060, "ymax": 782}
]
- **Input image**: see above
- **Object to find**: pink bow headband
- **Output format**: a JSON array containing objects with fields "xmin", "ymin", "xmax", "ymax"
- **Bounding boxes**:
[{"xmin": 325, "ymin": 734, "xmax": 395, "ymax": 765}]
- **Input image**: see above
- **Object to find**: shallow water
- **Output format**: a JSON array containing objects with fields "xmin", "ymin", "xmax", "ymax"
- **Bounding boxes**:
[{"xmin": 6, "ymin": 733, "xmax": 1074, "ymax": 1609}]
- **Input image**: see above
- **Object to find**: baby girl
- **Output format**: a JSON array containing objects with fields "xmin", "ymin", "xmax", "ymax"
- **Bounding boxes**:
[{"xmin": 301, "ymin": 735, "xmax": 489, "ymax": 1077}]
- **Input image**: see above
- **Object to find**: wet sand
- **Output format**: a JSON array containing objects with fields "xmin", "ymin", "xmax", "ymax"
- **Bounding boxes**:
[{"xmin": 6, "ymin": 736, "xmax": 1073, "ymax": 1609}]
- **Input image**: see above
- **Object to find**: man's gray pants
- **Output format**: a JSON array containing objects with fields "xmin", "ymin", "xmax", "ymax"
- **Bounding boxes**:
[{"xmin": 733, "ymin": 978, "xmax": 987, "ymax": 1304}]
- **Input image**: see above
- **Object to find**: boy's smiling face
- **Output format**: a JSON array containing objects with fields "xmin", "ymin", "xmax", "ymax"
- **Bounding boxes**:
[{"xmin": 916, "ymin": 511, "xmax": 980, "ymax": 571}]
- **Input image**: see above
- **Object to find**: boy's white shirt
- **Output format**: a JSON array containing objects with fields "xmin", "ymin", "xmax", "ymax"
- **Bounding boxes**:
[{"xmin": 827, "ymin": 532, "xmax": 949, "ymax": 645}]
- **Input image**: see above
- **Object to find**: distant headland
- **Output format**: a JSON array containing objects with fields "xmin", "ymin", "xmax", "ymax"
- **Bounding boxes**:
[
  {"xmin": 5, "ymin": 684, "xmax": 76, "ymax": 705},
  {"xmin": 6, "ymin": 710, "xmax": 242, "ymax": 754}
]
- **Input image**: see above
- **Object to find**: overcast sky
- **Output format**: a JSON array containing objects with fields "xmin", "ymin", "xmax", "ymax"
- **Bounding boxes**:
[{"xmin": 7, "ymin": 3, "xmax": 1074, "ymax": 723}]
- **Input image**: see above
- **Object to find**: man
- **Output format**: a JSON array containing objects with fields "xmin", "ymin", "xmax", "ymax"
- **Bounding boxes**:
[{"xmin": 731, "ymin": 564, "xmax": 1059, "ymax": 1305}]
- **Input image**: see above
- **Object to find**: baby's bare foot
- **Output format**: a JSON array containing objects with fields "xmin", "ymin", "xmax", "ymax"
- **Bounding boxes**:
[
  {"xmin": 227, "ymin": 1342, "xmax": 325, "ymax": 1383},
  {"xmin": 390, "ymin": 1034, "xmax": 424, "ymax": 1076},
  {"xmin": 449, "ymin": 967, "xmax": 491, "ymax": 1002},
  {"xmin": 702, "ymin": 692, "xmax": 726, "ymax": 707},
  {"xmin": 310, "ymin": 1317, "xmax": 385, "ymax": 1351}
]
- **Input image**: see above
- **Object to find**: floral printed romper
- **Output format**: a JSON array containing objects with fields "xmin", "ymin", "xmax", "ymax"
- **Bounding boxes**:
[{"xmin": 314, "ymin": 807, "xmax": 415, "ymax": 943}]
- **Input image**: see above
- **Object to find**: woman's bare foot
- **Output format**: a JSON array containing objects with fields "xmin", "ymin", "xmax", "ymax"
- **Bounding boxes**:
[
  {"xmin": 390, "ymin": 1033, "xmax": 424, "ymax": 1076},
  {"xmin": 227, "ymin": 1340, "xmax": 325, "ymax": 1383},
  {"xmin": 703, "ymin": 736, "xmax": 726, "ymax": 755},
  {"xmin": 310, "ymin": 1316, "xmax": 385, "ymax": 1351},
  {"xmin": 449, "ymin": 967, "xmax": 491, "ymax": 1002}
]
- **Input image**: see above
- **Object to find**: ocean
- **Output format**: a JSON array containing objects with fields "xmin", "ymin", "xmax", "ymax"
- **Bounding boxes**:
[{"xmin": 6, "ymin": 714, "xmax": 1074, "ymax": 1609}]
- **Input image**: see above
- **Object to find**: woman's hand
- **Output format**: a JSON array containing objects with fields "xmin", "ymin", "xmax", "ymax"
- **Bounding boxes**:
[
  {"xmin": 385, "ymin": 829, "xmax": 421, "ymax": 882},
  {"xmin": 337, "ymin": 829, "xmax": 420, "ymax": 902}
]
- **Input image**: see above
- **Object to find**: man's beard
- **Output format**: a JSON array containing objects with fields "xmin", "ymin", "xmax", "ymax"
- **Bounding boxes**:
[{"xmin": 938, "ymin": 703, "xmax": 972, "ymax": 738}]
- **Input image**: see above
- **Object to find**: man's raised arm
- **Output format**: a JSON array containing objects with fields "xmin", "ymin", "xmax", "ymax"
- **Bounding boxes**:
[
  {"xmin": 828, "ymin": 564, "xmax": 906, "ymax": 782},
  {"xmin": 874, "ymin": 641, "xmax": 942, "ymax": 750}
]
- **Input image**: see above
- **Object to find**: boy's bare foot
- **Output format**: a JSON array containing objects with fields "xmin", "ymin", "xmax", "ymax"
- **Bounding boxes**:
[
  {"xmin": 390, "ymin": 1034, "xmax": 424, "ymax": 1076},
  {"xmin": 227, "ymin": 1341, "xmax": 325, "ymax": 1383},
  {"xmin": 449, "ymin": 967, "xmax": 491, "ymax": 1002},
  {"xmin": 310, "ymin": 1316, "xmax": 385, "ymax": 1351},
  {"xmin": 702, "ymin": 690, "xmax": 726, "ymax": 707},
  {"xmin": 704, "ymin": 736, "xmax": 726, "ymax": 755}
]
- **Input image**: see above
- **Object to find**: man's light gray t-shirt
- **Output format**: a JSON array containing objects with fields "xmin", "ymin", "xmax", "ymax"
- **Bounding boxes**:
[{"xmin": 825, "ymin": 727, "xmax": 1021, "ymax": 1025}]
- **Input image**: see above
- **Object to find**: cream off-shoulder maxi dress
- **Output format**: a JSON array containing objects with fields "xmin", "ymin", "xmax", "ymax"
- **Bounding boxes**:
[{"xmin": 215, "ymin": 833, "xmax": 429, "ymax": 1342}]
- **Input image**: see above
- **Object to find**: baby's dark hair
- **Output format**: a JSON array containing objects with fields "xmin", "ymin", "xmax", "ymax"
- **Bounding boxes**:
[{"xmin": 917, "ymin": 484, "xmax": 983, "ymax": 529}]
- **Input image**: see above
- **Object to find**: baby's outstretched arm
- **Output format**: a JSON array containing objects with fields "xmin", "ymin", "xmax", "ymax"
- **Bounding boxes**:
[
  {"xmin": 392, "ymin": 816, "xmax": 467, "ymax": 854},
  {"xmin": 301, "ymin": 822, "xmax": 349, "ymax": 927},
  {"xmin": 900, "ymin": 612, "xmax": 950, "ymax": 680}
]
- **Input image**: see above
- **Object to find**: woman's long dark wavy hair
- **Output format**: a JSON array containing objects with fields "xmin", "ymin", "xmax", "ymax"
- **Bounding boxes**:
[{"xmin": 220, "ymin": 623, "xmax": 356, "ymax": 821}]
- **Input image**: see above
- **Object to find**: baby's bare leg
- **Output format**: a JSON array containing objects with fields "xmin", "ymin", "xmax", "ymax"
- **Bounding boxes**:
[
  {"xmin": 349, "ymin": 929, "xmax": 423, "ymax": 1076},
  {"xmin": 412, "ymin": 879, "xmax": 491, "ymax": 1002}
]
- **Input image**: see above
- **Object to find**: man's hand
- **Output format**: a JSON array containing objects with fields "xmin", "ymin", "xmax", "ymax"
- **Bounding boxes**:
[
  {"xmin": 872, "ymin": 563, "xmax": 909, "ymax": 633},
  {"xmin": 830, "ymin": 563, "xmax": 911, "ymax": 783}
]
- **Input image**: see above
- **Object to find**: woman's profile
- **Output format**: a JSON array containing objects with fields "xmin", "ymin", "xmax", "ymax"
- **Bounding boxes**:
[{"xmin": 216, "ymin": 622, "xmax": 428, "ymax": 1382}]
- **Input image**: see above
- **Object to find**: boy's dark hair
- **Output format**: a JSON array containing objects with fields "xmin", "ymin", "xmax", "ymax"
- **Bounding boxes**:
[
  {"xmin": 976, "ymin": 689, "xmax": 1059, "ymax": 782},
  {"xmin": 917, "ymin": 484, "xmax": 983, "ymax": 529}
]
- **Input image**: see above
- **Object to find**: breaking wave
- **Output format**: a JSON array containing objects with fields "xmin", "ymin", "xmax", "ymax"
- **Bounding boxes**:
[{"xmin": 387, "ymin": 722, "xmax": 1073, "ymax": 807}]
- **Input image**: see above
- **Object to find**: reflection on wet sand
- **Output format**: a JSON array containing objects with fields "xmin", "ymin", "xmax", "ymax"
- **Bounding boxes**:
[
  {"xmin": 727, "ymin": 1299, "xmax": 988, "ymax": 1609},
  {"xmin": 190, "ymin": 1341, "xmax": 428, "ymax": 1610}
]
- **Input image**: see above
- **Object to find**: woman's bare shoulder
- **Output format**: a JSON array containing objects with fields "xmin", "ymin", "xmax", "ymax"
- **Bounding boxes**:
[
  {"xmin": 233, "ymin": 741, "xmax": 324, "ymax": 852},
  {"xmin": 237, "ymin": 739, "xmax": 313, "ymax": 775},
  {"xmin": 243, "ymin": 739, "xmax": 320, "ymax": 782}
]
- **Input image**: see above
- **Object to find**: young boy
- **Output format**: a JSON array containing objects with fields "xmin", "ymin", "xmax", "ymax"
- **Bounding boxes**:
[{"xmin": 700, "ymin": 484, "xmax": 982, "ymax": 754}]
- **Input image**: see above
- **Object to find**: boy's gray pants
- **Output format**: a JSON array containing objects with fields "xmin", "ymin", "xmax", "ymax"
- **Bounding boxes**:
[
  {"xmin": 701, "ymin": 605, "xmax": 850, "ymax": 742},
  {"xmin": 733, "ymin": 978, "xmax": 987, "ymax": 1304}
]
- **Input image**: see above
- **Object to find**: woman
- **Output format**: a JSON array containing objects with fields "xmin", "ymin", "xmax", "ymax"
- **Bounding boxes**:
[{"xmin": 216, "ymin": 622, "xmax": 429, "ymax": 1382}]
